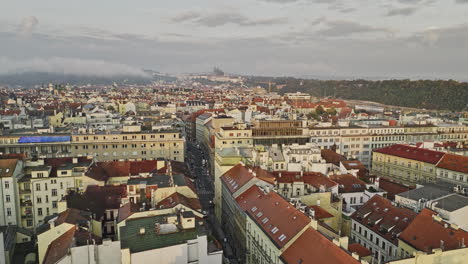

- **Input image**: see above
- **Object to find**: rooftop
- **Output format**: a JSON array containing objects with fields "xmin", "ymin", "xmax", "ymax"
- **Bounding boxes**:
[
  {"xmin": 236, "ymin": 185, "xmax": 310, "ymax": 249},
  {"xmin": 432, "ymin": 194, "xmax": 468, "ymax": 212},
  {"xmin": 281, "ymin": 227, "xmax": 359, "ymax": 264},
  {"xmin": 399, "ymin": 209, "xmax": 468, "ymax": 253},
  {"xmin": 119, "ymin": 214, "xmax": 205, "ymax": 253},
  {"xmin": 374, "ymin": 144, "xmax": 445, "ymax": 164},
  {"xmin": 436, "ymin": 153, "xmax": 468, "ymax": 174},
  {"xmin": 351, "ymin": 195, "xmax": 416, "ymax": 245}
]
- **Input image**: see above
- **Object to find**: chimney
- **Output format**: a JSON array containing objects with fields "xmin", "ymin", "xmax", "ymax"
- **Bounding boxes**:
[{"xmin": 339, "ymin": 236, "xmax": 349, "ymax": 250}]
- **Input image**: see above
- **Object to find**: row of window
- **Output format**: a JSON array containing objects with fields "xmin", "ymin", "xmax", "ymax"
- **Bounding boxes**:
[{"xmin": 75, "ymin": 134, "xmax": 178, "ymax": 141}]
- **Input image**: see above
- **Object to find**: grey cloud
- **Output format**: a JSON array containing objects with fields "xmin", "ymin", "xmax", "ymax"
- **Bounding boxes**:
[
  {"xmin": 0, "ymin": 56, "xmax": 150, "ymax": 77},
  {"xmin": 387, "ymin": 7, "xmax": 418, "ymax": 16},
  {"xmin": 18, "ymin": 16, "xmax": 39, "ymax": 36},
  {"xmin": 170, "ymin": 11, "xmax": 287, "ymax": 27},
  {"xmin": 169, "ymin": 11, "xmax": 201, "ymax": 23},
  {"xmin": 1, "ymin": 21, "xmax": 467, "ymax": 79},
  {"xmin": 317, "ymin": 20, "xmax": 392, "ymax": 37}
]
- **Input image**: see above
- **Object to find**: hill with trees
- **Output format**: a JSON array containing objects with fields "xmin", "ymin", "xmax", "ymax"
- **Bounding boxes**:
[{"xmin": 262, "ymin": 78, "xmax": 467, "ymax": 111}]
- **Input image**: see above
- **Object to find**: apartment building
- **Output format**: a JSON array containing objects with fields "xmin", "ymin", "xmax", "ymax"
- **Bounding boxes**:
[
  {"xmin": 351, "ymin": 195, "xmax": 417, "ymax": 263},
  {"xmin": 436, "ymin": 153, "xmax": 468, "ymax": 189},
  {"xmin": 71, "ymin": 128, "xmax": 184, "ymax": 162},
  {"xmin": 371, "ymin": 144, "xmax": 445, "ymax": 185},
  {"xmin": 251, "ymin": 120, "xmax": 310, "ymax": 146},
  {"xmin": 20, "ymin": 157, "xmax": 93, "ymax": 229},
  {"xmin": 0, "ymin": 134, "xmax": 72, "ymax": 158},
  {"xmin": 220, "ymin": 163, "xmax": 275, "ymax": 262},
  {"xmin": 0, "ymin": 159, "xmax": 23, "ymax": 226}
]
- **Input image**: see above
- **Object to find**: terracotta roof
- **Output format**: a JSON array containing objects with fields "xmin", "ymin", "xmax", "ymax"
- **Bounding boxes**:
[
  {"xmin": 308, "ymin": 205, "xmax": 334, "ymax": 220},
  {"xmin": 436, "ymin": 153, "xmax": 468, "ymax": 174},
  {"xmin": 374, "ymin": 144, "xmax": 445, "ymax": 164},
  {"xmin": 351, "ymin": 195, "xmax": 416, "ymax": 245},
  {"xmin": 0, "ymin": 159, "xmax": 18, "ymax": 178},
  {"xmin": 87, "ymin": 160, "xmax": 160, "ymax": 181},
  {"xmin": 341, "ymin": 160, "xmax": 366, "ymax": 170},
  {"xmin": 281, "ymin": 227, "xmax": 359, "ymax": 264},
  {"xmin": 329, "ymin": 174, "xmax": 367, "ymax": 193},
  {"xmin": 156, "ymin": 192, "xmax": 201, "ymax": 210},
  {"xmin": 221, "ymin": 164, "xmax": 275, "ymax": 194},
  {"xmin": 55, "ymin": 208, "xmax": 91, "ymax": 226},
  {"xmin": 274, "ymin": 171, "xmax": 337, "ymax": 190},
  {"xmin": 399, "ymin": 209, "xmax": 468, "ymax": 253},
  {"xmin": 377, "ymin": 177, "xmax": 414, "ymax": 201},
  {"xmin": 348, "ymin": 243, "xmax": 372, "ymax": 258},
  {"xmin": 321, "ymin": 149, "xmax": 346, "ymax": 166},
  {"xmin": 43, "ymin": 228, "xmax": 75, "ymax": 264},
  {"xmin": 236, "ymin": 185, "xmax": 310, "ymax": 249}
]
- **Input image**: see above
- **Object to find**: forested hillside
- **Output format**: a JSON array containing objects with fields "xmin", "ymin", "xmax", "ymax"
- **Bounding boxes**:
[{"xmin": 270, "ymin": 78, "xmax": 468, "ymax": 111}]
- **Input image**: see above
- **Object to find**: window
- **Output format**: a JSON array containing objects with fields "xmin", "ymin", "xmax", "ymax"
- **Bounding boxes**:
[
  {"xmin": 26, "ymin": 219, "xmax": 33, "ymax": 227},
  {"xmin": 37, "ymin": 172, "xmax": 44, "ymax": 178},
  {"xmin": 5, "ymin": 195, "xmax": 10, "ymax": 202},
  {"xmin": 60, "ymin": 182, "xmax": 63, "ymax": 189},
  {"xmin": 52, "ymin": 201, "xmax": 57, "ymax": 208},
  {"xmin": 4, "ymin": 182, "xmax": 9, "ymax": 189},
  {"xmin": 6, "ymin": 208, "xmax": 11, "ymax": 216},
  {"xmin": 38, "ymin": 208, "xmax": 43, "ymax": 216},
  {"xmin": 44, "ymin": 183, "xmax": 48, "ymax": 191},
  {"xmin": 52, "ymin": 189, "xmax": 57, "ymax": 196},
  {"xmin": 36, "ymin": 183, "xmax": 41, "ymax": 191},
  {"xmin": 37, "ymin": 197, "xmax": 42, "ymax": 203}
]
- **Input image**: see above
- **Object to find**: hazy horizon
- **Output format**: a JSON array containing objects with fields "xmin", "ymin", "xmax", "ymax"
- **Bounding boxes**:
[{"xmin": 1, "ymin": 0, "xmax": 468, "ymax": 80}]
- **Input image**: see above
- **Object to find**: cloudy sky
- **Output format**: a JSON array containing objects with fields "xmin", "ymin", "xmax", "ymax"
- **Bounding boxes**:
[{"xmin": 1, "ymin": 0, "xmax": 467, "ymax": 79}]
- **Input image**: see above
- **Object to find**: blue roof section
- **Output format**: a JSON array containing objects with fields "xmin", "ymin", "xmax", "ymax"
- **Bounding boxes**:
[{"xmin": 18, "ymin": 136, "xmax": 71, "ymax": 144}]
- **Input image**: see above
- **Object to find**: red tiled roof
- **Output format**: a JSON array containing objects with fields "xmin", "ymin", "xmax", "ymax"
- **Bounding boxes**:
[
  {"xmin": 55, "ymin": 208, "xmax": 90, "ymax": 226},
  {"xmin": 88, "ymin": 160, "xmax": 160, "ymax": 181},
  {"xmin": 377, "ymin": 177, "xmax": 414, "ymax": 201},
  {"xmin": 308, "ymin": 205, "xmax": 334, "ymax": 220},
  {"xmin": 329, "ymin": 174, "xmax": 367, "ymax": 193},
  {"xmin": 436, "ymin": 153, "xmax": 468, "ymax": 174},
  {"xmin": 374, "ymin": 144, "xmax": 445, "ymax": 164},
  {"xmin": 348, "ymin": 243, "xmax": 372, "ymax": 258},
  {"xmin": 0, "ymin": 159, "xmax": 18, "ymax": 178},
  {"xmin": 221, "ymin": 164, "xmax": 274, "ymax": 194},
  {"xmin": 43, "ymin": 228, "xmax": 75, "ymax": 264},
  {"xmin": 281, "ymin": 227, "xmax": 359, "ymax": 264},
  {"xmin": 321, "ymin": 149, "xmax": 346, "ymax": 166},
  {"xmin": 341, "ymin": 160, "xmax": 366, "ymax": 170},
  {"xmin": 274, "ymin": 171, "xmax": 337, "ymax": 190},
  {"xmin": 399, "ymin": 209, "xmax": 468, "ymax": 253},
  {"xmin": 236, "ymin": 185, "xmax": 310, "ymax": 249},
  {"xmin": 351, "ymin": 195, "xmax": 416, "ymax": 245},
  {"xmin": 156, "ymin": 192, "xmax": 201, "ymax": 210}
]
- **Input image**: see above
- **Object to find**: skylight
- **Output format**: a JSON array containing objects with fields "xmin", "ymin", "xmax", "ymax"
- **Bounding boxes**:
[
  {"xmin": 251, "ymin": 206, "xmax": 258, "ymax": 212},
  {"xmin": 279, "ymin": 234, "xmax": 287, "ymax": 242},
  {"xmin": 272, "ymin": 227, "xmax": 279, "ymax": 234}
]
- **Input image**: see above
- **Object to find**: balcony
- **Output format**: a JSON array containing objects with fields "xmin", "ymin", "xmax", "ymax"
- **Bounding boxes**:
[
  {"xmin": 20, "ymin": 199, "xmax": 32, "ymax": 207},
  {"xmin": 19, "ymin": 188, "xmax": 31, "ymax": 194}
]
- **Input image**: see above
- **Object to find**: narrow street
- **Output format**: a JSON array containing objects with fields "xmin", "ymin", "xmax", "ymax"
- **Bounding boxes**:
[{"xmin": 185, "ymin": 141, "xmax": 237, "ymax": 264}]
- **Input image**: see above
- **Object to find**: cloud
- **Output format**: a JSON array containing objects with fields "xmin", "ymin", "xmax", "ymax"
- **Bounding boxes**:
[
  {"xmin": 0, "ymin": 57, "xmax": 150, "ymax": 77},
  {"xmin": 456, "ymin": 0, "xmax": 468, "ymax": 3},
  {"xmin": 18, "ymin": 16, "xmax": 39, "ymax": 36},
  {"xmin": 387, "ymin": 7, "xmax": 418, "ymax": 16},
  {"xmin": 317, "ymin": 20, "xmax": 392, "ymax": 37},
  {"xmin": 170, "ymin": 11, "xmax": 287, "ymax": 27},
  {"xmin": 169, "ymin": 11, "xmax": 201, "ymax": 23}
]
